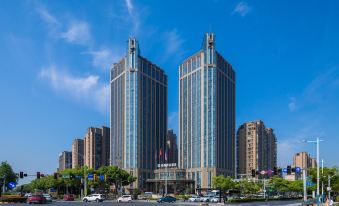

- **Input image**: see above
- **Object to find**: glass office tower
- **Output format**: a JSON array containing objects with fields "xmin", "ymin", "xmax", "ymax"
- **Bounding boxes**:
[
  {"xmin": 179, "ymin": 33, "xmax": 236, "ymax": 188},
  {"xmin": 110, "ymin": 38, "xmax": 167, "ymax": 189}
]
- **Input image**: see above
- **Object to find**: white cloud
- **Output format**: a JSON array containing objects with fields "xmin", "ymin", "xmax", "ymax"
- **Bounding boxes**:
[
  {"xmin": 125, "ymin": 0, "xmax": 134, "ymax": 15},
  {"xmin": 124, "ymin": 0, "xmax": 140, "ymax": 35},
  {"xmin": 233, "ymin": 1, "xmax": 251, "ymax": 17},
  {"xmin": 37, "ymin": 7, "xmax": 60, "ymax": 26},
  {"xmin": 87, "ymin": 48, "xmax": 122, "ymax": 71},
  {"xmin": 277, "ymin": 139, "xmax": 297, "ymax": 166},
  {"xmin": 289, "ymin": 66, "xmax": 339, "ymax": 110},
  {"xmin": 39, "ymin": 66, "xmax": 109, "ymax": 113},
  {"xmin": 60, "ymin": 21, "xmax": 92, "ymax": 45},
  {"xmin": 162, "ymin": 29, "xmax": 185, "ymax": 61},
  {"xmin": 288, "ymin": 97, "xmax": 297, "ymax": 111}
]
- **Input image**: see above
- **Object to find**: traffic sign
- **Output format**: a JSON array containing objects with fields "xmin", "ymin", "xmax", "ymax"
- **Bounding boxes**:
[
  {"xmin": 62, "ymin": 174, "xmax": 70, "ymax": 179},
  {"xmin": 266, "ymin": 169, "xmax": 273, "ymax": 175},
  {"xmin": 306, "ymin": 181, "xmax": 315, "ymax": 187},
  {"xmin": 7, "ymin": 182, "xmax": 16, "ymax": 189},
  {"xmin": 282, "ymin": 168, "xmax": 287, "ymax": 173},
  {"xmin": 260, "ymin": 170, "xmax": 266, "ymax": 175},
  {"xmin": 327, "ymin": 187, "xmax": 331, "ymax": 191},
  {"xmin": 99, "ymin": 174, "xmax": 105, "ymax": 181},
  {"xmin": 88, "ymin": 174, "xmax": 94, "ymax": 180},
  {"xmin": 295, "ymin": 167, "xmax": 301, "ymax": 173}
]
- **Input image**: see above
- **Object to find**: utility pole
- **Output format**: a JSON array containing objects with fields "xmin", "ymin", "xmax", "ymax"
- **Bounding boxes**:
[
  {"xmin": 306, "ymin": 137, "xmax": 323, "ymax": 206},
  {"xmin": 321, "ymin": 159, "xmax": 324, "ymax": 203},
  {"xmin": 2, "ymin": 176, "xmax": 5, "ymax": 194},
  {"xmin": 328, "ymin": 176, "xmax": 331, "ymax": 200},
  {"xmin": 263, "ymin": 178, "xmax": 266, "ymax": 199},
  {"xmin": 303, "ymin": 169, "xmax": 307, "ymax": 202}
]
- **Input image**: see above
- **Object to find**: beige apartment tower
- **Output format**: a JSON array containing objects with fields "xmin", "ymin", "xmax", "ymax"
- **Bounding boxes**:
[
  {"xmin": 58, "ymin": 151, "xmax": 72, "ymax": 171},
  {"xmin": 293, "ymin": 151, "xmax": 317, "ymax": 170},
  {"xmin": 84, "ymin": 126, "xmax": 110, "ymax": 169},
  {"xmin": 72, "ymin": 138, "xmax": 84, "ymax": 168},
  {"xmin": 237, "ymin": 120, "xmax": 277, "ymax": 178}
]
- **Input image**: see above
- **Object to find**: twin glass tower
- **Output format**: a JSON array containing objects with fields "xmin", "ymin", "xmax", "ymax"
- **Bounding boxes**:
[{"xmin": 110, "ymin": 33, "xmax": 235, "ymax": 189}]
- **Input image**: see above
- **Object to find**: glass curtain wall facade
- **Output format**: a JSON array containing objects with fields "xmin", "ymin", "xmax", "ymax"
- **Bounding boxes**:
[
  {"xmin": 110, "ymin": 38, "xmax": 167, "ymax": 189},
  {"xmin": 179, "ymin": 33, "xmax": 236, "ymax": 188}
]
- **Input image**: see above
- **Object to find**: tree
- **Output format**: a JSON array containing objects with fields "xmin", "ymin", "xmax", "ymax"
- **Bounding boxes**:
[
  {"xmin": 269, "ymin": 176, "xmax": 289, "ymax": 193},
  {"xmin": 235, "ymin": 180, "xmax": 261, "ymax": 194},
  {"xmin": 308, "ymin": 167, "xmax": 339, "ymax": 193},
  {"xmin": 30, "ymin": 175, "xmax": 59, "ymax": 192},
  {"xmin": 0, "ymin": 161, "xmax": 18, "ymax": 190},
  {"xmin": 212, "ymin": 175, "xmax": 235, "ymax": 190}
]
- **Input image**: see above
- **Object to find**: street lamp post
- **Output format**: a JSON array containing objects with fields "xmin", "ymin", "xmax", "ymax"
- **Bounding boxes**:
[
  {"xmin": 321, "ymin": 159, "xmax": 324, "ymax": 202},
  {"xmin": 306, "ymin": 137, "xmax": 324, "ymax": 206}
]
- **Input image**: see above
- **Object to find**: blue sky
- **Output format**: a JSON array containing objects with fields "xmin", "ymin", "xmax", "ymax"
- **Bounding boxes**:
[{"xmin": 1, "ymin": 0, "xmax": 339, "ymax": 182}]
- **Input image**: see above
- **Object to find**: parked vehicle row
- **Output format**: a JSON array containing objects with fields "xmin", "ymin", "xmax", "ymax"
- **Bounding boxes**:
[{"xmin": 188, "ymin": 194, "xmax": 221, "ymax": 203}]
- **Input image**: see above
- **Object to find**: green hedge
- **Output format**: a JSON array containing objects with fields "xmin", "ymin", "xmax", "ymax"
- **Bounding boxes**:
[
  {"xmin": 229, "ymin": 197, "xmax": 300, "ymax": 203},
  {"xmin": 0, "ymin": 196, "xmax": 27, "ymax": 203}
]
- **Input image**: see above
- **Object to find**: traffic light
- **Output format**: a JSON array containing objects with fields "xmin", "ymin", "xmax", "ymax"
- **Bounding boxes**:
[
  {"xmin": 287, "ymin": 165, "xmax": 291, "ymax": 175},
  {"xmin": 273, "ymin": 167, "xmax": 278, "ymax": 176},
  {"xmin": 251, "ymin": 169, "xmax": 256, "ymax": 177},
  {"xmin": 54, "ymin": 173, "xmax": 58, "ymax": 179},
  {"xmin": 292, "ymin": 167, "xmax": 296, "ymax": 173},
  {"xmin": 19, "ymin": 171, "xmax": 24, "ymax": 178},
  {"xmin": 37, "ymin": 172, "xmax": 41, "ymax": 179},
  {"xmin": 94, "ymin": 174, "xmax": 97, "ymax": 180}
]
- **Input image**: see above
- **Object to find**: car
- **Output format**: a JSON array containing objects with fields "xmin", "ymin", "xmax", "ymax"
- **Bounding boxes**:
[
  {"xmin": 24, "ymin": 193, "xmax": 32, "ymax": 198},
  {"xmin": 63, "ymin": 194, "xmax": 75, "ymax": 201},
  {"xmin": 83, "ymin": 194, "xmax": 105, "ymax": 202},
  {"xmin": 188, "ymin": 195, "xmax": 201, "ymax": 202},
  {"xmin": 43, "ymin": 194, "xmax": 52, "ymax": 203},
  {"xmin": 201, "ymin": 195, "xmax": 214, "ymax": 202},
  {"xmin": 117, "ymin": 195, "xmax": 132, "ymax": 203},
  {"xmin": 157, "ymin": 196, "xmax": 176, "ymax": 203},
  {"xmin": 210, "ymin": 196, "xmax": 221, "ymax": 203},
  {"xmin": 27, "ymin": 195, "xmax": 46, "ymax": 204},
  {"xmin": 138, "ymin": 192, "xmax": 153, "ymax": 200}
]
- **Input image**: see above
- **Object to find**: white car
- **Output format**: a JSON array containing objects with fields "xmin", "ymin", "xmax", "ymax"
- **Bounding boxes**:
[
  {"xmin": 211, "ymin": 196, "xmax": 220, "ymax": 203},
  {"xmin": 188, "ymin": 195, "xmax": 201, "ymax": 202},
  {"xmin": 83, "ymin": 194, "xmax": 105, "ymax": 202},
  {"xmin": 201, "ymin": 195, "xmax": 214, "ymax": 202},
  {"xmin": 43, "ymin": 194, "xmax": 52, "ymax": 202},
  {"xmin": 117, "ymin": 195, "xmax": 132, "ymax": 203}
]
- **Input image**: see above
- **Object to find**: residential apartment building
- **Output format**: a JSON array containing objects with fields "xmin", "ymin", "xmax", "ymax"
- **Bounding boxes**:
[
  {"xmin": 110, "ymin": 38, "xmax": 167, "ymax": 189},
  {"xmin": 293, "ymin": 151, "xmax": 316, "ymax": 170},
  {"xmin": 179, "ymin": 33, "xmax": 236, "ymax": 188},
  {"xmin": 72, "ymin": 138, "xmax": 84, "ymax": 168},
  {"xmin": 58, "ymin": 151, "xmax": 72, "ymax": 171},
  {"xmin": 237, "ymin": 120, "xmax": 277, "ymax": 178},
  {"xmin": 84, "ymin": 126, "xmax": 110, "ymax": 169}
]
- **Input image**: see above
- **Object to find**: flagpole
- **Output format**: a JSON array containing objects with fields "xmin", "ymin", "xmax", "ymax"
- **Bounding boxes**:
[{"xmin": 165, "ymin": 149, "xmax": 168, "ymax": 196}]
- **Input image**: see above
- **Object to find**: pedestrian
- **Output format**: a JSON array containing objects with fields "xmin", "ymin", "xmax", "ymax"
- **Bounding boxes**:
[{"xmin": 325, "ymin": 198, "xmax": 329, "ymax": 206}]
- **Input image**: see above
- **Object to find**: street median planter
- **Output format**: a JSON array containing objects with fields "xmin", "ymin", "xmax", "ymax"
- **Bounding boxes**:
[{"xmin": 0, "ymin": 196, "xmax": 27, "ymax": 203}]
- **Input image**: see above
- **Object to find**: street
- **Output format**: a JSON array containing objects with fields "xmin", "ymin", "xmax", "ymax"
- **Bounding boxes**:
[{"xmin": 2, "ymin": 199, "xmax": 301, "ymax": 206}]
